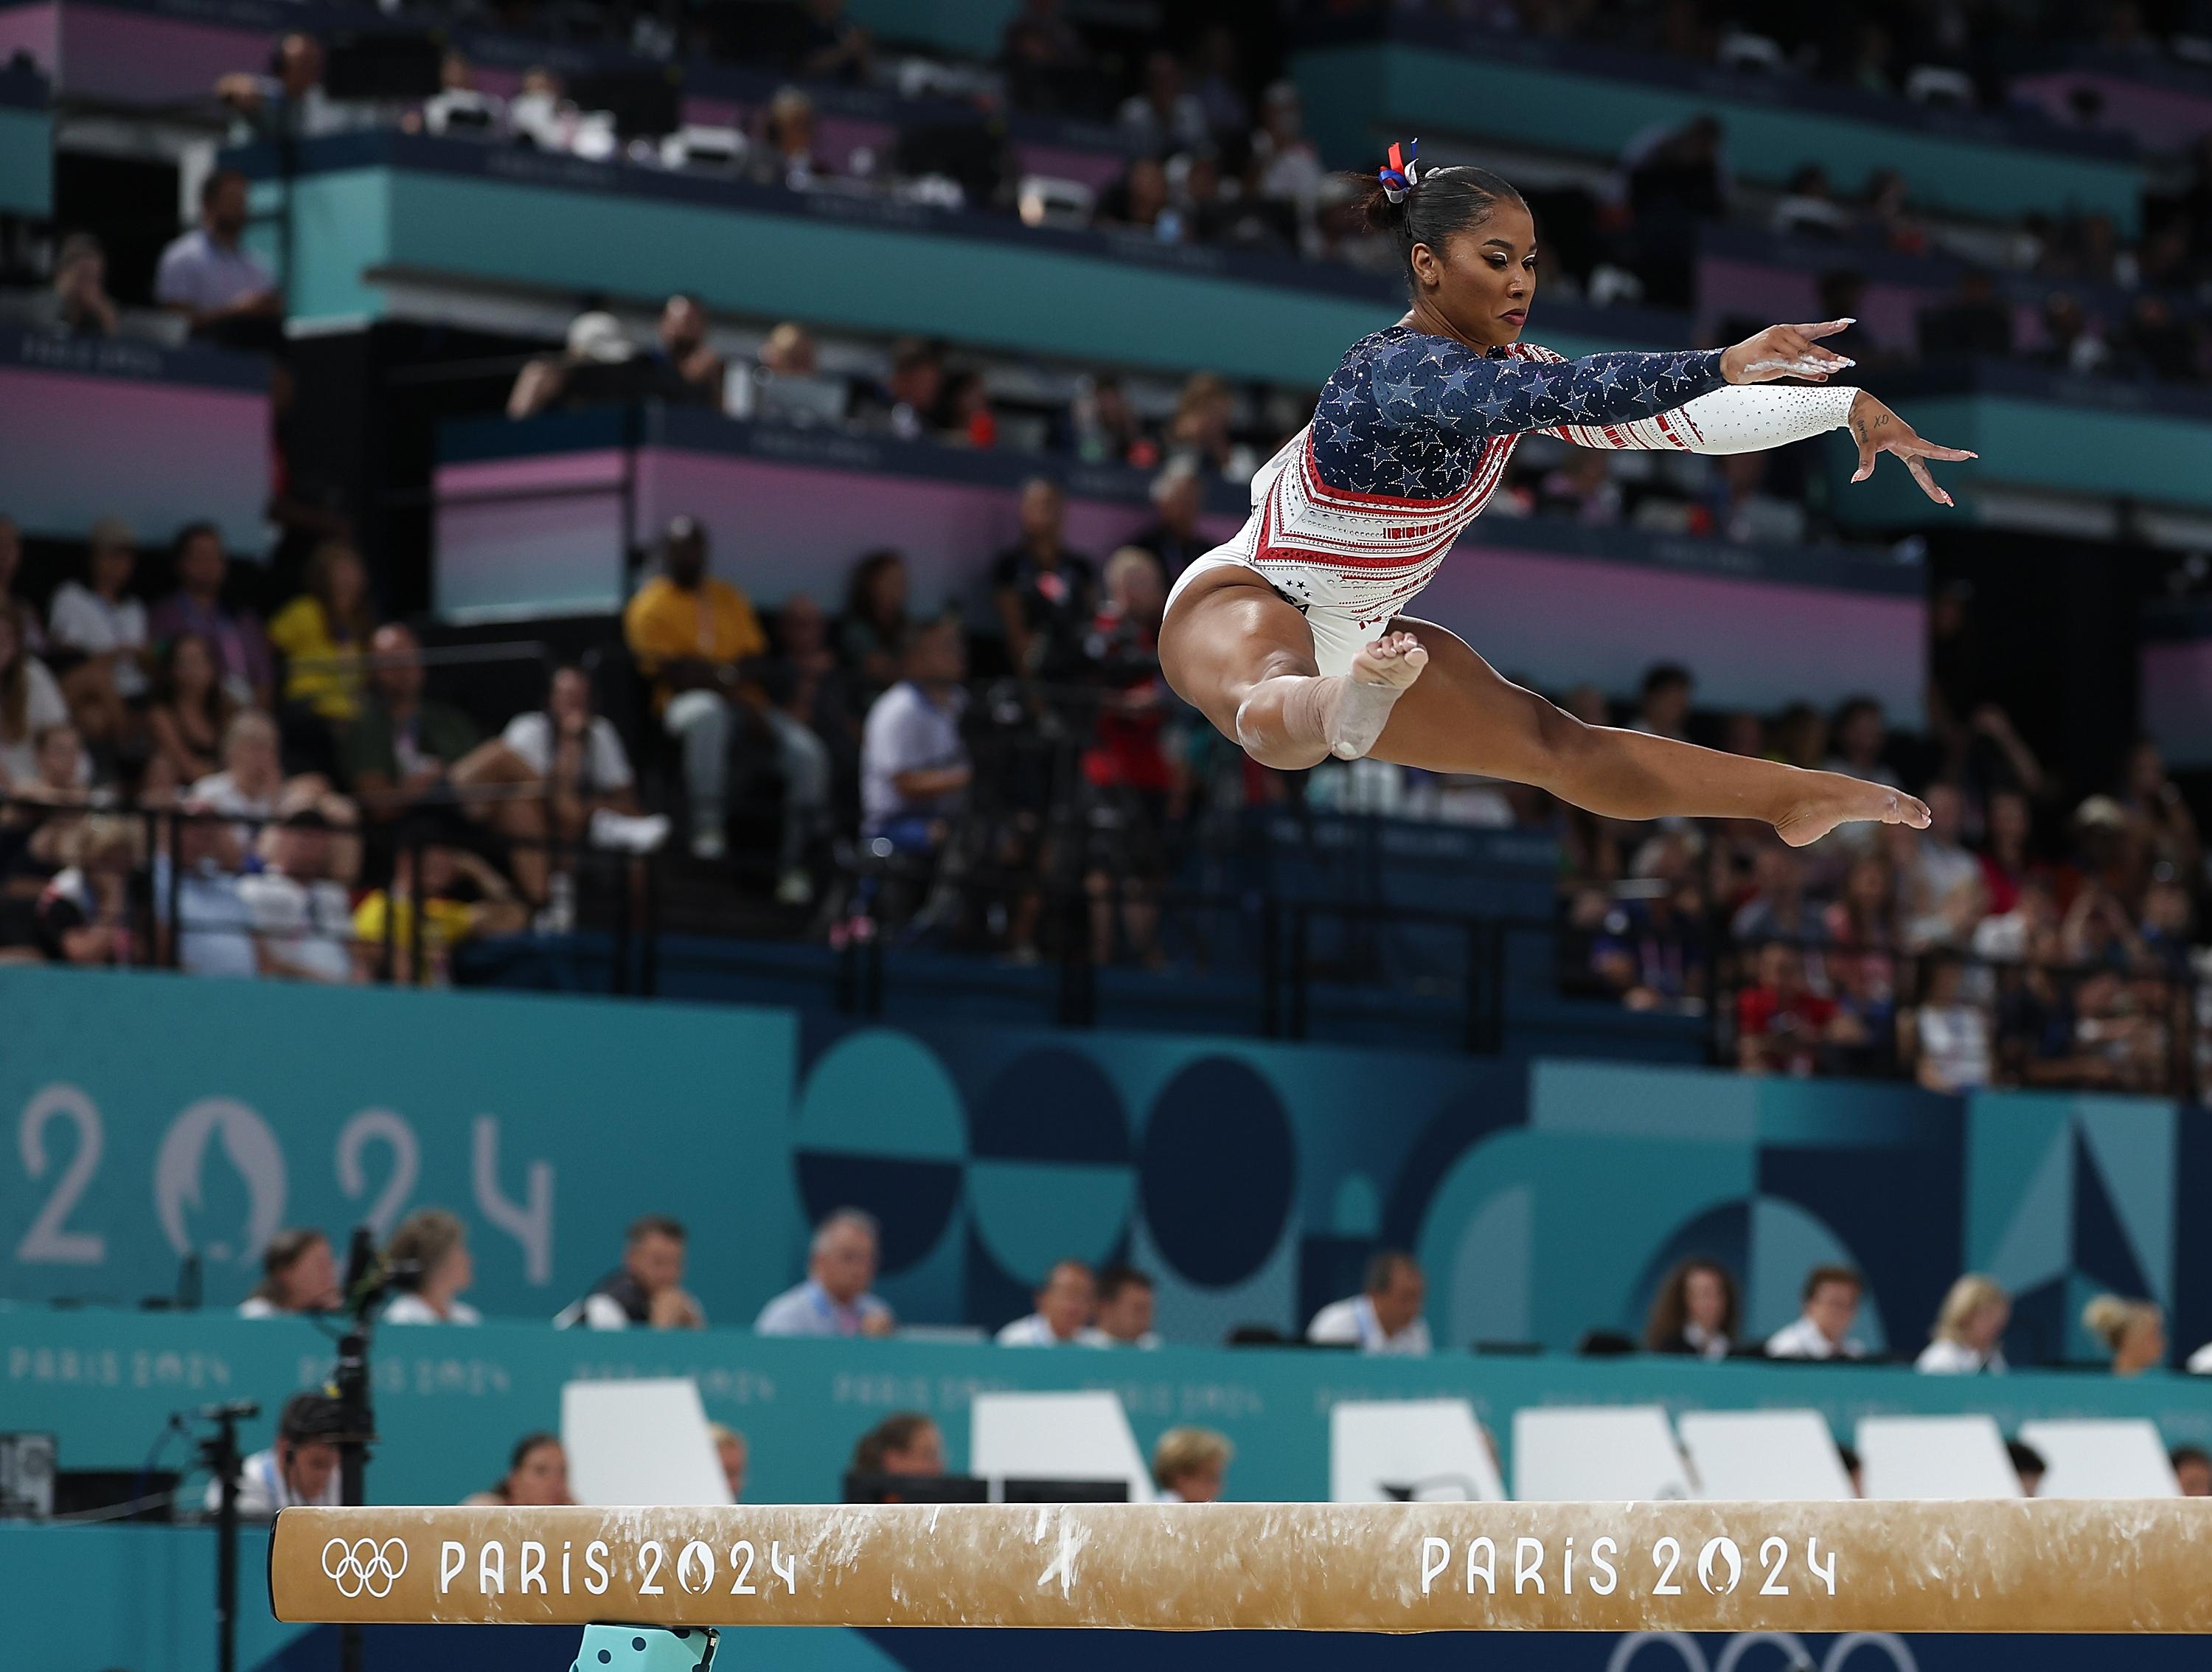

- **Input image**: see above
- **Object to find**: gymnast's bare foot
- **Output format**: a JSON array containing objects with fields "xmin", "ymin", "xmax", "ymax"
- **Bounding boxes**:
[
  {"xmin": 1773, "ymin": 774, "xmax": 1930, "ymax": 848},
  {"xmin": 1327, "ymin": 631, "xmax": 1430, "ymax": 760}
]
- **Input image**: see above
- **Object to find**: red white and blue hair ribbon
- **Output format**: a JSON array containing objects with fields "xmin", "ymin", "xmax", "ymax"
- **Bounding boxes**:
[{"xmin": 1378, "ymin": 138, "xmax": 1420, "ymax": 203}]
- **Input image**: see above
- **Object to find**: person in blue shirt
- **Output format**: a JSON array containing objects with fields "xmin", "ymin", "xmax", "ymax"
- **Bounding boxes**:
[
  {"xmin": 754, "ymin": 1208, "xmax": 896, "ymax": 1336},
  {"xmin": 1158, "ymin": 142, "xmax": 1972, "ymax": 851}
]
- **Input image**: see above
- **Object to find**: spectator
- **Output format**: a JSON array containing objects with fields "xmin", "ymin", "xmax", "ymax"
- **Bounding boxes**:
[
  {"xmin": 268, "ymin": 541, "xmax": 374, "ymax": 734},
  {"xmin": 238, "ymin": 1228, "xmax": 341, "ymax": 1317},
  {"xmin": 1916, "ymin": 1274, "xmax": 2009, "ymax": 1373},
  {"xmin": 1189, "ymin": 26, "xmax": 1248, "ymax": 135},
  {"xmin": 1071, "ymin": 375, "xmax": 1157, "ymax": 468},
  {"xmin": 215, "ymin": 30, "xmax": 355, "ymax": 139},
  {"xmin": 147, "ymin": 634, "xmax": 240, "ymax": 788},
  {"xmin": 28, "ymin": 232, "xmax": 119, "ymax": 339},
  {"xmin": 1096, "ymin": 157, "xmax": 1179, "ymax": 240},
  {"xmin": 859, "ymin": 614, "xmax": 970, "ymax": 853},
  {"xmin": 556, "ymin": 1214, "xmax": 704, "ymax": 1330},
  {"xmin": 1643, "ymin": 1256, "xmax": 1739, "ymax": 1359},
  {"xmin": 712, "ymin": 1424, "xmax": 748, "ymax": 1501},
  {"xmin": 1736, "ymin": 942, "xmax": 1857, "ymax": 1075},
  {"xmin": 1307, "ymin": 1251, "xmax": 1432, "ymax": 1356},
  {"xmin": 34, "ymin": 815, "xmax": 141, "ymax": 965},
  {"xmin": 239, "ymin": 796, "xmax": 358, "ymax": 984},
  {"xmin": 191, "ymin": 709, "xmax": 288, "ymax": 836},
  {"xmin": 838, "ymin": 550, "xmax": 911, "ymax": 703},
  {"xmin": 349, "ymin": 842, "xmax": 522, "ymax": 985},
  {"xmin": 1907, "ymin": 956, "xmax": 1992, "ymax": 1092},
  {"xmin": 2082, "ymin": 1294, "xmax": 2166, "ymax": 1375},
  {"xmin": 1152, "ymin": 1427, "xmax": 1232, "ymax": 1503},
  {"xmin": 490, "ymin": 666, "xmax": 663, "ymax": 875},
  {"xmin": 754, "ymin": 86, "xmax": 828, "ymax": 189},
  {"xmin": 848, "ymin": 1412, "xmax": 945, "ymax": 1495},
  {"xmin": 1629, "ymin": 664, "xmax": 1693, "ymax": 741},
  {"xmin": 1249, "ymin": 82, "xmax": 1323, "ymax": 219},
  {"xmin": 754, "ymin": 1208, "xmax": 896, "ymax": 1336},
  {"xmin": 0, "ymin": 605, "xmax": 69, "ymax": 791},
  {"xmin": 874, "ymin": 340, "xmax": 946, "ymax": 443},
  {"xmin": 153, "ymin": 800, "xmax": 256, "ymax": 978},
  {"xmin": 155, "ymin": 170, "xmax": 281, "ymax": 343},
  {"xmin": 796, "ymin": 0, "xmax": 872, "ymax": 83},
  {"xmin": 1764, "ymin": 1266, "xmax": 1866, "ymax": 1360},
  {"xmin": 1130, "ymin": 463, "xmax": 1210, "ymax": 581},
  {"xmin": 150, "ymin": 521, "xmax": 274, "ymax": 711},
  {"xmin": 1917, "ymin": 270, "xmax": 2014, "ymax": 363},
  {"xmin": 0, "ymin": 721, "xmax": 90, "ymax": 876},
  {"xmin": 2119, "ymin": 737, "xmax": 2199, "ymax": 886},
  {"xmin": 622, "ymin": 517, "xmax": 767, "ymax": 861},
  {"xmin": 47, "ymin": 516, "xmax": 151, "ymax": 745},
  {"xmin": 1081, "ymin": 1264, "xmax": 1160, "ymax": 1348},
  {"xmin": 2007, "ymin": 1438, "xmax": 2047, "ymax": 1497},
  {"xmin": 997, "ymin": 1260, "xmax": 1097, "ymax": 1345},
  {"xmin": 379, "ymin": 1207, "xmax": 481, "ymax": 1325},
  {"xmin": 993, "ymin": 479, "xmax": 1096, "ymax": 679},
  {"xmin": 1117, "ymin": 50, "xmax": 1208, "ymax": 154},
  {"xmin": 758, "ymin": 321, "xmax": 818, "ymax": 376},
  {"xmin": 204, "ymin": 1391, "xmax": 345, "ymax": 1517},
  {"xmin": 464, "ymin": 1433, "xmax": 573, "ymax": 1508},
  {"xmin": 2171, "ymin": 1446, "xmax": 2212, "ymax": 1496},
  {"xmin": 1164, "ymin": 372, "xmax": 1252, "ymax": 482},
  {"xmin": 1826, "ymin": 696, "xmax": 1899, "ymax": 791},
  {"xmin": 1975, "ymin": 875, "xmax": 2059, "ymax": 966},
  {"xmin": 653, "ymin": 294, "xmax": 726, "ymax": 407},
  {"xmin": 507, "ymin": 312, "xmax": 645, "ymax": 418},
  {"xmin": 1898, "ymin": 783, "xmax": 1986, "ymax": 952}
]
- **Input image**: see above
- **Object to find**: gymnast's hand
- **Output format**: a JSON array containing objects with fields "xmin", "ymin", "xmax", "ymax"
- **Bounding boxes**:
[
  {"xmin": 1846, "ymin": 392, "xmax": 1976, "ymax": 507},
  {"xmin": 1719, "ymin": 319, "xmax": 1857, "ymax": 384}
]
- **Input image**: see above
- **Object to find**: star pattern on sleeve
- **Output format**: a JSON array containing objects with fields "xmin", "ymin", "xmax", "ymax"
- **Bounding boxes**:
[{"xmin": 1306, "ymin": 326, "xmax": 1728, "ymax": 501}]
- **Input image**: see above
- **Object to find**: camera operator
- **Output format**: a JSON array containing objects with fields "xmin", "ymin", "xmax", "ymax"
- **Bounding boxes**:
[{"xmin": 203, "ymin": 1390, "xmax": 347, "ymax": 1518}]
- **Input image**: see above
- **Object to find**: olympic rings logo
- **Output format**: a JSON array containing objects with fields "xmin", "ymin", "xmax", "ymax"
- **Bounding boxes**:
[
  {"xmin": 322, "ymin": 1536, "xmax": 409, "ymax": 1598},
  {"xmin": 1609, "ymin": 1631, "xmax": 1919, "ymax": 1672}
]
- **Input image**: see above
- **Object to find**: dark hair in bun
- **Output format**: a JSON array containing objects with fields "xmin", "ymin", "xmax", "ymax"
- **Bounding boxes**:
[{"xmin": 1356, "ymin": 161, "xmax": 1526, "ymax": 295}]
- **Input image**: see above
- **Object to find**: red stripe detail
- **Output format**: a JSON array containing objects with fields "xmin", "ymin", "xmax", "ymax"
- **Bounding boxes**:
[{"xmin": 1677, "ymin": 405, "xmax": 1708, "ymax": 445}]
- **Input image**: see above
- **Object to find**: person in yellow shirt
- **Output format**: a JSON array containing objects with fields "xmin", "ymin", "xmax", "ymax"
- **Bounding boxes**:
[
  {"xmin": 267, "ymin": 541, "xmax": 373, "ymax": 771},
  {"xmin": 623, "ymin": 516, "xmax": 827, "ymax": 879},
  {"xmin": 350, "ymin": 843, "xmax": 523, "ymax": 985}
]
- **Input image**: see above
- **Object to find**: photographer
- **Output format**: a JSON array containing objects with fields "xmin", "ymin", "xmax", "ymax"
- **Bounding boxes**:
[{"xmin": 203, "ymin": 1390, "xmax": 347, "ymax": 1518}]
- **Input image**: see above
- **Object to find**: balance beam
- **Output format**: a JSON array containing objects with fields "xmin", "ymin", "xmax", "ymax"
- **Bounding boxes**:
[{"xmin": 270, "ymin": 1500, "xmax": 2212, "ymax": 1633}]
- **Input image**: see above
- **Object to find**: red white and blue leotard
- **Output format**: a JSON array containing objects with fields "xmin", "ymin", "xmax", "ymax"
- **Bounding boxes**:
[{"xmin": 1167, "ymin": 325, "xmax": 1857, "ymax": 674}]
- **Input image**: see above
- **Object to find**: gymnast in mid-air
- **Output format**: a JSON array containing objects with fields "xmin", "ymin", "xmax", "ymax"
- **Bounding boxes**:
[{"xmin": 1158, "ymin": 142, "xmax": 1972, "ymax": 847}]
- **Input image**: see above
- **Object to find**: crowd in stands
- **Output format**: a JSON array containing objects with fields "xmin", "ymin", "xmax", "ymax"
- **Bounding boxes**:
[{"xmin": 190, "ymin": 1201, "xmax": 2212, "ymax": 1517}]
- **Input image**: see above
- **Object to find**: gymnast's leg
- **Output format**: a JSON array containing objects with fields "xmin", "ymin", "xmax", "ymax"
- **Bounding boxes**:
[
  {"xmin": 1158, "ymin": 567, "xmax": 1428, "ymax": 770},
  {"xmin": 1369, "ymin": 615, "xmax": 1927, "ymax": 847}
]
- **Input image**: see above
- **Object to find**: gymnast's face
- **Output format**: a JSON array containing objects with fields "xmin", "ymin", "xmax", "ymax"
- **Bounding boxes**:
[{"xmin": 1409, "ymin": 198, "xmax": 1537, "ymax": 352}]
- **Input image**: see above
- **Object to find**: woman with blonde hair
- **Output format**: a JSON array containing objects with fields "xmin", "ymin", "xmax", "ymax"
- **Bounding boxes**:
[
  {"xmin": 2083, "ymin": 1294, "xmax": 2166, "ymax": 1375},
  {"xmin": 1152, "ymin": 1426, "xmax": 1233, "ymax": 1503},
  {"xmin": 380, "ymin": 1208, "xmax": 481, "ymax": 1324},
  {"xmin": 1916, "ymin": 1274, "xmax": 2009, "ymax": 1373}
]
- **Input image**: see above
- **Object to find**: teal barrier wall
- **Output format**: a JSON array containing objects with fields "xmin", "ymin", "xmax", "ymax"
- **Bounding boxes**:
[
  {"xmin": 1291, "ymin": 39, "xmax": 2144, "ymax": 232},
  {"xmin": 9, "ymin": 1308, "xmax": 2211, "ymax": 1508},
  {"xmin": 844, "ymin": 0, "xmax": 1018, "ymax": 58},
  {"xmin": 0, "ymin": 89, "xmax": 51, "ymax": 216},
  {"xmin": 6, "ymin": 967, "xmax": 2210, "ymax": 1367},
  {"xmin": 240, "ymin": 134, "xmax": 1638, "ymax": 381}
]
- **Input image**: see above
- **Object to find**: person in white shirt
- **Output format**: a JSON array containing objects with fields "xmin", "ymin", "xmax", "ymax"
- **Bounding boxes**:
[
  {"xmin": 1764, "ymin": 1266, "xmax": 1868, "ymax": 1360},
  {"xmin": 997, "ymin": 1260, "xmax": 1096, "ymax": 1346},
  {"xmin": 378, "ymin": 1207, "xmax": 482, "ymax": 1325},
  {"xmin": 237, "ymin": 1228, "xmax": 340, "ymax": 1318},
  {"xmin": 1078, "ymin": 1263, "xmax": 1160, "ymax": 1348},
  {"xmin": 1910, "ymin": 956, "xmax": 1993, "ymax": 1092},
  {"xmin": 204, "ymin": 1392, "xmax": 346, "ymax": 1516},
  {"xmin": 238, "ymin": 802, "xmax": 358, "ymax": 984},
  {"xmin": 191, "ymin": 710, "xmax": 289, "ymax": 847},
  {"xmin": 1307, "ymin": 1251, "xmax": 1433, "ymax": 1356},
  {"xmin": 1916, "ymin": 1273, "xmax": 2009, "ymax": 1373},
  {"xmin": 47, "ymin": 518, "xmax": 150, "ymax": 751},
  {"xmin": 754, "ymin": 1208, "xmax": 897, "ymax": 1337},
  {"xmin": 2189, "ymin": 1341, "xmax": 2212, "ymax": 1375},
  {"xmin": 0, "ymin": 605, "xmax": 70, "ymax": 787},
  {"xmin": 1152, "ymin": 1426, "xmax": 1232, "ymax": 1504},
  {"xmin": 155, "ymin": 169, "xmax": 279, "ymax": 339}
]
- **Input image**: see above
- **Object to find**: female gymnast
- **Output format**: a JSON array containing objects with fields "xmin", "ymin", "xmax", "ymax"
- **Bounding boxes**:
[{"xmin": 1158, "ymin": 144, "xmax": 1972, "ymax": 847}]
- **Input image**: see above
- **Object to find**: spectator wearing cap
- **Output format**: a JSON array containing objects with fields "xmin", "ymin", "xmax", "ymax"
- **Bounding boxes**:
[
  {"xmin": 557, "ymin": 1215, "xmax": 704, "ymax": 1330},
  {"xmin": 754, "ymin": 1208, "xmax": 897, "ymax": 1337},
  {"xmin": 1765, "ymin": 1266, "xmax": 1867, "ymax": 1360},
  {"xmin": 28, "ymin": 232, "xmax": 119, "ymax": 339},
  {"xmin": 1152, "ymin": 1427, "xmax": 1231, "ymax": 1502},
  {"xmin": 1308, "ymin": 1252, "xmax": 1432, "ymax": 1356},
  {"xmin": 1916, "ymin": 1274, "xmax": 2009, "ymax": 1373},
  {"xmin": 149, "ymin": 521, "xmax": 274, "ymax": 712},
  {"xmin": 1079, "ymin": 1263, "xmax": 1159, "ymax": 1348},
  {"xmin": 379, "ymin": 1208, "xmax": 481, "ymax": 1324},
  {"xmin": 205, "ymin": 1391, "xmax": 347, "ymax": 1517},
  {"xmin": 156, "ymin": 169, "xmax": 281, "ymax": 343},
  {"xmin": 997, "ymin": 1260, "xmax": 1096, "ymax": 1345},
  {"xmin": 1129, "ymin": 462, "xmax": 1209, "ymax": 581},
  {"xmin": 239, "ymin": 1228, "xmax": 341, "ymax": 1317},
  {"xmin": 47, "ymin": 516, "xmax": 150, "ymax": 748},
  {"xmin": 507, "ymin": 311, "xmax": 695, "ymax": 417}
]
